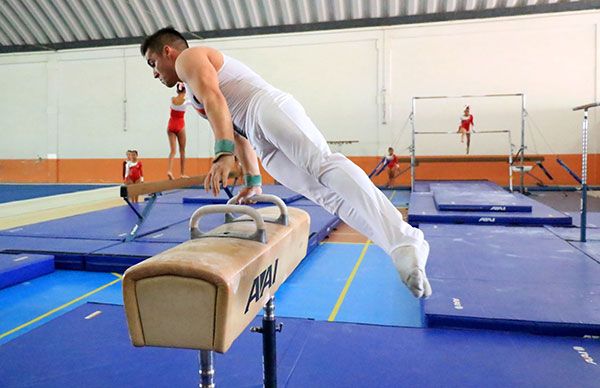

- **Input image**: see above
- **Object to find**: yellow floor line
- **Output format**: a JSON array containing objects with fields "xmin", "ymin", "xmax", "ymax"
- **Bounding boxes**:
[
  {"xmin": 0, "ymin": 273, "xmax": 122, "ymax": 340},
  {"xmin": 328, "ymin": 241, "xmax": 371, "ymax": 322}
]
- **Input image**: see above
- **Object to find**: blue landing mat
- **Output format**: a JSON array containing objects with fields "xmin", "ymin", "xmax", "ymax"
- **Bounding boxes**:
[
  {"xmin": 0, "ymin": 254, "xmax": 54, "ymax": 290},
  {"xmin": 432, "ymin": 186, "xmax": 532, "ymax": 212},
  {"xmin": 183, "ymin": 184, "xmax": 303, "ymax": 204},
  {"xmin": 1, "ymin": 303, "xmax": 599, "ymax": 388},
  {"xmin": 568, "ymin": 212, "xmax": 600, "ymax": 228},
  {"xmin": 0, "ymin": 236, "xmax": 118, "ymax": 270},
  {"xmin": 409, "ymin": 192, "xmax": 571, "ymax": 226},
  {"xmin": 414, "ymin": 180, "xmax": 502, "ymax": 194},
  {"xmin": 0, "ymin": 184, "xmax": 111, "ymax": 204},
  {"xmin": 0, "ymin": 204, "xmax": 201, "ymax": 241},
  {"xmin": 421, "ymin": 224, "xmax": 600, "ymax": 335},
  {"xmin": 137, "ymin": 205, "xmax": 339, "ymax": 255},
  {"xmin": 570, "ymin": 241, "xmax": 600, "ymax": 264}
]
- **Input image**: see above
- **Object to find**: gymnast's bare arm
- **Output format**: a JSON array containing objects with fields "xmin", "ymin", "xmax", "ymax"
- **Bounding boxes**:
[{"xmin": 175, "ymin": 47, "xmax": 237, "ymax": 195}]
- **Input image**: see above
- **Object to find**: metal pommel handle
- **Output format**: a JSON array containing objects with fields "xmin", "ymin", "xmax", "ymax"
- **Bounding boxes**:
[
  {"xmin": 226, "ymin": 194, "xmax": 288, "ymax": 226},
  {"xmin": 189, "ymin": 204, "xmax": 267, "ymax": 243}
]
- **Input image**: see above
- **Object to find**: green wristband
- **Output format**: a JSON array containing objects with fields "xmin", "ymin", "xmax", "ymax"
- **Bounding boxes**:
[
  {"xmin": 244, "ymin": 174, "xmax": 262, "ymax": 187},
  {"xmin": 214, "ymin": 139, "xmax": 235, "ymax": 160}
]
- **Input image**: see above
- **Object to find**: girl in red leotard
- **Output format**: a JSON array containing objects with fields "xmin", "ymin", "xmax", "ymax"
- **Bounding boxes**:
[
  {"xmin": 124, "ymin": 150, "xmax": 144, "ymax": 203},
  {"xmin": 457, "ymin": 105, "xmax": 475, "ymax": 154},
  {"xmin": 167, "ymin": 82, "xmax": 189, "ymax": 180}
]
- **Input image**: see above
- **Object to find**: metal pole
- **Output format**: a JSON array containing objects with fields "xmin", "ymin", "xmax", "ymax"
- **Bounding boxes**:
[
  {"xmin": 262, "ymin": 297, "xmax": 278, "ymax": 388},
  {"xmin": 508, "ymin": 130, "xmax": 513, "ymax": 192},
  {"xmin": 199, "ymin": 350, "xmax": 215, "ymax": 388},
  {"xmin": 520, "ymin": 94, "xmax": 526, "ymax": 193},
  {"xmin": 410, "ymin": 98, "xmax": 417, "ymax": 191},
  {"xmin": 580, "ymin": 108, "xmax": 589, "ymax": 242}
]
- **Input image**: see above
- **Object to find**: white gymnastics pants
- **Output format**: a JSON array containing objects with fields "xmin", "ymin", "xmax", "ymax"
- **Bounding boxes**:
[{"xmin": 246, "ymin": 94, "xmax": 426, "ymax": 256}]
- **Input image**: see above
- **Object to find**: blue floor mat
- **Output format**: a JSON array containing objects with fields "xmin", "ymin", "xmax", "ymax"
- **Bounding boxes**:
[
  {"xmin": 1, "ymin": 303, "xmax": 598, "ymax": 388},
  {"xmin": 0, "ymin": 204, "xmax": 200, "ymax": 241},
  {"xmin": 568, "ymin": 212, "xmax": 600, "ymax": 228},
  {"xmin": 183, "ymin": 184, "xmax": 303, "ymax": 204},
  {"xmin": 409, "ymin": 192, "xmax": 572, "ymax": 226},
  {"xmin": 546, "ymin": 225, "xmax": 600, "ymax": 241},
  {"xmin": 0, "ymin": 236, "xmax": 118, "ymax": 270},
  {"xmin": 274, "ymin": 243, "xmax": 367, "ymax": 321},
  {"xmin": 333, "ymin": 244, "xmax": 423, "ymax": 327},
  {"xmin": 421, "ymin": 224, "xmax": 600, "ymax": 335},
  {"xmin": 0, "ymin": 184, "xmax": 112, "ymax": 204},
  {"xmin": 86, "ymin": 242, "xmax": 180, "ymax": 272},
  {"xmin": 0, "ymin": 271, "xmax": 120, "ymax": 345},
  {"xmin": 570, "ymin": 241, "xmax": 600, "ymax": 264}
]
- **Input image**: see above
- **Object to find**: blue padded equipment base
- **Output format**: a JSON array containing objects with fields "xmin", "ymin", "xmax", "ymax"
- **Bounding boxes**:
[
  {"xmin": 1, "ymin": 303, "xmax": 599, "ymax": 388},
  {"xmin": 409, "ymin": 192, "xmax": 571, "ymax": 226},
  {"xmin": 420, "ymin": 224, "xmax": 600, "ymax": 335},
  {"xmin": 431, "ymin": 183, "xmax": 532, "ymax": 212},
  {"xmin": 183, "ymin": 184, "xmax": 303, "ymax": 204},
  {"xmin": 0, "ymin": 254, "xmax": 54, "ymax": 289}
]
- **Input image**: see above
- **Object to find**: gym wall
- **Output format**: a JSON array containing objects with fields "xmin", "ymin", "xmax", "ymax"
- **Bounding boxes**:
[{"xmin": 0, "ymin": 10, "xmax": 598, "ymax": 185}]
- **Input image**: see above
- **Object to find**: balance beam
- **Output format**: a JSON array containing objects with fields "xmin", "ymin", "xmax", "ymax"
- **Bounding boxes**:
[
  {"xmin": 122, "ymin": 195, "xmax": 310, "ymax": 387},
  {"xmin": 120, "ymin": 175, "xmax": 206, "ymax": 198}
]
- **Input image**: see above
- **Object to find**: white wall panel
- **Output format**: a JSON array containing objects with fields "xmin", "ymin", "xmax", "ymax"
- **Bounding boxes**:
[{"xmin": 0, "ymin": 62, "xmax": 48, "ymax": 158}]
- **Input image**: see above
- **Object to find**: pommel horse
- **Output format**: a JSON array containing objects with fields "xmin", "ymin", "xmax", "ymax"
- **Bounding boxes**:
[{"xmin": 122, "ymin": 194, "xmax": 310, "ymax": 387}]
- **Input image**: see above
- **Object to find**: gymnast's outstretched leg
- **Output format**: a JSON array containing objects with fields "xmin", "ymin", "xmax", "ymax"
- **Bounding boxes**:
[{"xmin": 249, "ymin": 96, "xmax": 431, "ymax": 298}]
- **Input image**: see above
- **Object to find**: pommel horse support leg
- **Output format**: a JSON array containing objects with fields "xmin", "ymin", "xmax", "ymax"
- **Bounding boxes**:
[{"xmin": 122, "ymin": 194, "xmax": 310, "ymax": 388}]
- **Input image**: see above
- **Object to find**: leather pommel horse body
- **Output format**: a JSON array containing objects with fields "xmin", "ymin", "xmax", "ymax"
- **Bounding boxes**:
[{"xmin": 122, "ymin": 195, "xmax": 310, "ymax": 387}]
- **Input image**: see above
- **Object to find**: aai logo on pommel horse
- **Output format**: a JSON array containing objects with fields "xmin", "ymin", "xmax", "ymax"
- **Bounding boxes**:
[
  {"xmin": 489, "ymin": 206, "xmax": 506, "ymax": 211},
  {"xmin": 245, "ymin": 259, "xmax": 279, "ymax": 314},
  {"xmin": 478, "ymin": 217, "xmax": 496, "ymax": 223}
]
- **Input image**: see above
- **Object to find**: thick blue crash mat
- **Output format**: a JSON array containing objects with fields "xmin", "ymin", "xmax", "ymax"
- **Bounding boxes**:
[
  {"xmin": 183, "ymin": 184, "xmax": 303, "ymax": 204},
  {"xmin": 421, "ymin": 224, "xmax": 600, "ymax": 335},
  {"xmin": 409, "ymin": 192, "xmax": 571, "ymax": 226},
  {"xmin": 431, "ymin": 184, "xmax": 532, "ymax": 212},
  {"xmin": 0, "ymin": 253, "xmax": 54, "ymax": 289},
  {"xmin": 1, "ymin": 303, "xmax": 599, "ymax": 388},
  {"xmin": 0, "ymin": 236, "xmax": 118, "ymax": 270}
]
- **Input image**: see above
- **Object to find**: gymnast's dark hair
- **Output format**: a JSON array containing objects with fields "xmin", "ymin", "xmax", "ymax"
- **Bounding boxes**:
[{"xmin": 140, "ymin": 27, "xmax": 189, "ymax": 56}]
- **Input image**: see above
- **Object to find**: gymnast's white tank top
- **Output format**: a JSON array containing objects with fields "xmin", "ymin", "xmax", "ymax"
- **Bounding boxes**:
[{"xmin": 185, "ymin": 54, "xmax": 286, "ymax": 137}]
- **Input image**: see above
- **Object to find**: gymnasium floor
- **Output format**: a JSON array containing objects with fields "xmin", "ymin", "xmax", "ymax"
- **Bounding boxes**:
[{"xmin": 1, "ymin": 184, "xmax": 599, "ymax": 387}]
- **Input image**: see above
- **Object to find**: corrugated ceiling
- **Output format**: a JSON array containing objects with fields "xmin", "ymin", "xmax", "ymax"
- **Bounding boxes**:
[{"xmin": 0, "ymin": 0, "xmax": 598, "ymax": 53}]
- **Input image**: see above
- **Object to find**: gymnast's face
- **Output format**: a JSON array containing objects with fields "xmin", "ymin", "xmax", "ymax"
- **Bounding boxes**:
[{"xmin": 145, "ymin": 46, "xmax": 179, "ymax": 88}]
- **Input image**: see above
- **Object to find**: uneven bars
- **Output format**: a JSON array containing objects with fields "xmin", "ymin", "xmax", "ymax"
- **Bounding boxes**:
[
  {"xmin": 414, "ymin": 93, "xmax": 523, "ymax": 100},
  {"xmin": 414, "ymin": 130, "xmax": 510, "ymax": 135}
]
